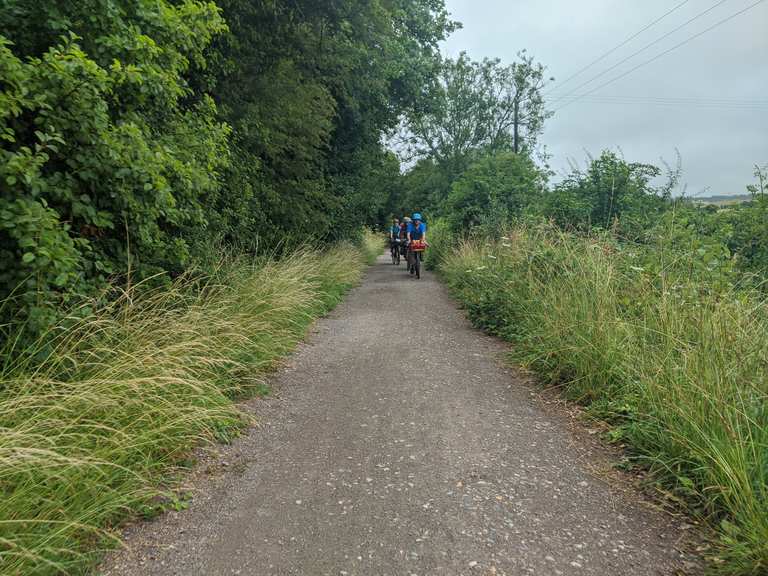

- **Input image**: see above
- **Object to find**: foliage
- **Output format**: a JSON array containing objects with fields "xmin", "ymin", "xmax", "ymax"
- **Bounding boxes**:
[
  {"xmin": 399, "ymin": 51, "xmax": 552, "ymax": 190},
  {"xmin": 0, "ymin": 242, "xmax": 368, "ymax": 575},
  {"xmin": 398, "ymin": 157, "xmax": 455, "ymax": 217},
  {"xmin": 208, "ymin": 0, "xmax": 456, "ymax": 244},
  {"xmin": 727, "ymin": 166, "xmax": 768, "ymax": 276},
  {"xmin": 356, "ymin": 151, "xmax": 405, "ymax": 232},
  {"xmin": 531, "ymin": 150, "xmax": 669, "ymax": 238},
  {"xmin": 0, "ymin": 0, "xmax": 456, "ymax": 342},
  {"xmin": 0, "ymin": 1, "xmax": 230, "ymax": 338},
  {"xmin": 632, "ymin": 165, "xmax": 768, "ymax": 284},
  {"xmin": 445, "ymin": 152, "xmax": 545, "ymax": 231},
  {"xmin": 436, "ymin": 225, "xmax": 768, "ymax": 575}
]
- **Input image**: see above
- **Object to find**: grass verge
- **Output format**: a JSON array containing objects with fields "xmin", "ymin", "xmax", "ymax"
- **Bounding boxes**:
[
  {"xmin": 360, "ymin": 229, "xmax": 387, "ymax": 265},
  {"xmin": 0, "ymin": 242, "xmax": 369, "ymax": 575},
  {"xmin": 436, "ymin": 225, "xmax": 767, "ymax": 575}
]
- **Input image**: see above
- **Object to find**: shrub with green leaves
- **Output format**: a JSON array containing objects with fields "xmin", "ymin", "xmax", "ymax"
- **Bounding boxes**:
[
  {"xmin": 445, "ymin": 152, "xmax": 546, "ymax": 232},
  {"xmin": 528, "ymin": 150, "xmax": 669, "ymax": 238},
  {"xmin": 726, "ymin": 167, "xmax": 768, "ymax": 277},
  {"xmin": 0, "ymin": 2, "xmax": 230, "ymax": 336}
]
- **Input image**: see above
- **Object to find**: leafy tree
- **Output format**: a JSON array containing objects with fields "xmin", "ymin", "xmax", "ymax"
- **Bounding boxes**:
[
  {"xmin": 445, "ymin": 152, "xmax": 546, "ymax": 231},
  {"xmin": 357, "ymin": 151, "xmax": 405, "ymax": 229},
  {"xmin": 399, "ymin": 158, "xmax": 454, "ymax": 217},
  {"xmin": 0, "ymin": 0, "xmax": 456, "ymax": 340},
  {"xmin": 207, "ymin": 0, "xmax": 455, "ymax": 244},
  {"xmin": 401, "ymin": 51, "xmax": 552, "ymax": 178}
]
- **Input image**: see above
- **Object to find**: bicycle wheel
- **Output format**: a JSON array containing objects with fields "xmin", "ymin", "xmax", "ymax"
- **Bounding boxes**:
[{"xmin": 414, "ymin": 251, "xmax": 421, "ymax": 279}]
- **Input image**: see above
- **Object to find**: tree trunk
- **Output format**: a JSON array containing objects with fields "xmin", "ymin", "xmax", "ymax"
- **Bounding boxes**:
[{"xmin": 512, "ymin": 98, "xmax": 520, "ymax": 154}]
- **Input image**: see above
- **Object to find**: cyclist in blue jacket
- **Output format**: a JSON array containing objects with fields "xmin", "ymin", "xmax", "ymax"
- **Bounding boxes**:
[
  {"xmin": 406, "ymin": 212, "xmax": 427, "ymax": 276},
  {"xmin": 388, "ymin": 217, "xmax": 401, "ymax": 264},
  {"xmin": 389, "ymin": 217, "xmax": 401, "ymax": 241},
  {"xmin": 406, "ymin": 213, "xmax": 426, "ymax": 242}
]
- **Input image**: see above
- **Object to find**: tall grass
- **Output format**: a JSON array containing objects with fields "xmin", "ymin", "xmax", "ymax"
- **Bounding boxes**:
[
  {"xmin": 437, "ymin": 225, "xmax": 767, "ymax": 575},
  {"xmin": 0, "ymin": 243, "xmax": 367, "ymax": 575},
  {"xmin": 360, "ymin": 229, "xmax": 386, "ymax": 264}
]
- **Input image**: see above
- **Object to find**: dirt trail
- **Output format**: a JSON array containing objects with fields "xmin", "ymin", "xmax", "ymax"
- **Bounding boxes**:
[{"xmin": 100, "ymin": 255, "xmax": 698, "ymax": 576}]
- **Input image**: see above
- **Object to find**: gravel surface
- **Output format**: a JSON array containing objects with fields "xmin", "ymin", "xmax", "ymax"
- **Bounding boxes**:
[{"xmin": 99, "ymin": 255, "xmax": 700, "ymax": 576}]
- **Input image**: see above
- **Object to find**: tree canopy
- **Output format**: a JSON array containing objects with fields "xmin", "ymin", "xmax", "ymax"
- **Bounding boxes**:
[
  {"xmin": 400, "ymin": 51, "xmax": 552, "ymax": 175},
  {"xmin": 392, "ymin": 50, "xmax": 552, "ymax": 215},
  {"xmin": 0, "ymin": 0, "xmax": 455, "ymax": 337}
]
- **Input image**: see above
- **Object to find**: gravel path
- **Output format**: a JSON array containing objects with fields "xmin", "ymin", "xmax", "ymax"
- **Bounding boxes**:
[{"xmin": 100, "ymin": 255, "xmax": 699, "ymax": 576}]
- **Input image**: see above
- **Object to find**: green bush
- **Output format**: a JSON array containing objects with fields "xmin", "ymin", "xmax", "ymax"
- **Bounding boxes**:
[
  {"xmin": 0, "ymin": 2, "xmax": 230, "ymax": 337},
  {"xmin": 445, "ymin": 152, "xmax": 545, "ymax": 232},
  {"xmin": 528, "ymin": 151, "xmax": 669, "ymax": 238},
  {"xmin": 726, "ymin": 174, "xmax": 768, "ymax": 277}
]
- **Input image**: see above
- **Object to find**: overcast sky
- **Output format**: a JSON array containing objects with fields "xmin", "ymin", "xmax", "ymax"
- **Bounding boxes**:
[{"xmin": 441, "ymin": 0, "xmax": 768, "ymax": 196}]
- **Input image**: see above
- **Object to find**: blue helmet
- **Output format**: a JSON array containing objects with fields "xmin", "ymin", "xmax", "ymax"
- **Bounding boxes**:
[{"xmin": 412, "ymin": 212, "xmax": 422, "ymax": 221}]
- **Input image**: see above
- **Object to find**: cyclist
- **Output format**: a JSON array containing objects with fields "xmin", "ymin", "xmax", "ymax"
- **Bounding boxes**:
[
  {"xmin": 399, "ymin": 217, "xmax": 409, "ymax": 258},
  {"xmin": 389, "ymin": 217, "xmax": 401, "ymax": 264},
  {"xmin": 406, "ymin": 212, "xmax": 427, "ymax": 277},
  {"xmin": 389, "ymin": 217, "xmax": 400, "ymax": 241}
]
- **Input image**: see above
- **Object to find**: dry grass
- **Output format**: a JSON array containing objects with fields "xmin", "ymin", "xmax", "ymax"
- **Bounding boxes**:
[
  {"xmin": 0, "ymin": 243, "xmax": 366, "ymax": 575},
  {"xmin": 438, "ymin": 225, "xmax": 768, "ymax": 575}
]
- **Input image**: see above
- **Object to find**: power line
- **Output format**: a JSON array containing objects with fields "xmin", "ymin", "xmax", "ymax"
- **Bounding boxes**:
[
  {"xmin": 547, "ymin": 98, "xmax": 768, "ymax": 111},
  {"xmin": 548, "ymin": 95, "xmax": 768, "ymax": 103},
  {"xmin": 550, "ymin": 102, "xmax": 767, "ymax": 111},
  {"xmin": 553, "ymin": 0, "xmax": 767, "ymax": 112},
  {"xmin": 546, "ymin": 0, "xmax": 692, "ymax": 94},
  {"xmin": 550, "ymin": 98, "xmax": 766, "ymax": 106},
  {"xmin": 550, "ymin": 99, "xmax": 767, "ymax": 111},
  {"xmin": 551, "ymin": 0, "xmax": 730, "ymax": 103},
  {"xmin": 547, "ymin": 94, "xmax": 768, "ymax": 106}
]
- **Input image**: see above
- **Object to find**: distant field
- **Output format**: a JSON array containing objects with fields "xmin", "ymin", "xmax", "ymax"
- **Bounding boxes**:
[{"xmin": 691, "ymin": 193, "xmax": 753, "ymax": 206}]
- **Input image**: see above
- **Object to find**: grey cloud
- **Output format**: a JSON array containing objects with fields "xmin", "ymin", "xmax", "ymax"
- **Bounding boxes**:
[{"xmin": 441, "ymin": 0, "xmax": 768, "ymax": 195}]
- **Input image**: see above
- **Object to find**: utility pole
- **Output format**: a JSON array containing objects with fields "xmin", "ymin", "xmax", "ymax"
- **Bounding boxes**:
[{"xmin": 512, "ymin": 97, "xmax": 520, "ymax": 154}]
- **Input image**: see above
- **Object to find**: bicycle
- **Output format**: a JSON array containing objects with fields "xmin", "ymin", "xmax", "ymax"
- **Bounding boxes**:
[
  {"xmin": 408, "ymin": 240, "xmax": 426, "ymax": 279},
  {"xmin": 390, "ymin": 238, "xmax": 401, "ymax": 265}
]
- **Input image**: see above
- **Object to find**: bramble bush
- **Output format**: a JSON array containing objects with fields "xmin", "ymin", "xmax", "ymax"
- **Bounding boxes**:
[{"xmin": 0, "ymin": 1, "xmax": 230, "ymax": 337}]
